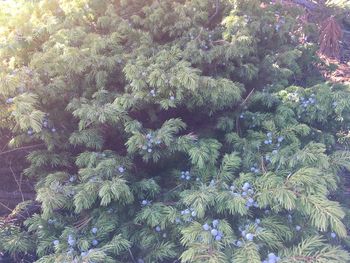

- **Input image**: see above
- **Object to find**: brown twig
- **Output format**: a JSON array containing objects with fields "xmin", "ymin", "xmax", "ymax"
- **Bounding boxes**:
[
  {"xmin": 0, "ymin": 143, "xmax": 45, "ymax": 157},
  {"xmin": 9, "ymin": 160, "xmax": 24, "ymax": 202}
]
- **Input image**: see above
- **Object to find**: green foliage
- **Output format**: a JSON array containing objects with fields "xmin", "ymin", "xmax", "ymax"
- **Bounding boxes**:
[{"xmin": 0, "ymin": 0, "xmax": 350, "ymax": 262}]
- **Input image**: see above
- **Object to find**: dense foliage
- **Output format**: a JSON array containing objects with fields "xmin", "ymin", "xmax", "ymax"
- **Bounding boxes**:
[{"xmin": 0, "ymin": 0, "xmax": 350, "ymax": 262}]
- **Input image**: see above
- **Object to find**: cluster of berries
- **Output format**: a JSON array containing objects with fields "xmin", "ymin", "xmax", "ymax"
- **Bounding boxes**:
[
  {"xmin": 250, "ymin": 164, "xmax": 260, "ymax": 174},
  {"xmin": 238, "ymin": 218, "xmax": 263, "ymax": 243},
  {"xmin": 230, "ymin": 182, "xmax": 258, "ymax": 208},
  {"xmin": 202, "ymin": 219, "xmax": 223, "ymax": 241},
  {"xmin": 141, "ymin": 133, "xmax": 161, "ymax": 153},
  {"xmin": 180, "ymin": 171, "xmax": 191, "ymax": 180},
  {"xmin": 264, "ymin": 132, "xmax": 284, "ymax": 146},
  {"xmin": 299, "ymin": 94, "xmax": 316, "ymax": 108},
  {"xmin": 180, "ymin": 207, "xmax": 197, "ymax": 222}
]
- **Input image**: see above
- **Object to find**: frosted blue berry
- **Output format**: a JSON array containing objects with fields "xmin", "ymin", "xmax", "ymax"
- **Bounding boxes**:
[
  {"xmin": 264, "ymin": 140, "xmax": 269, "ymax": 144},
  {"xmin": 156, "ymin": 140, "xmax": 161, "ymax": 144},
  {"xmin": 272, "ymin": 150, "xmax": 278, "ymax": 155},
  {"xmin": 6, "ymin": 98, "xmax": 14, "ymax": 104},
  {"xmin": 67, "ymin": 238, "xmax": 75, "ymax": 246},
  {"xmin": 170, "ymin": 96, "xmax": 175, "ymax": 100},
  {"xmin": 268, "ymin": 253, "xmax": 276, "ymax": 260},
  {"xmin": 212, "ymin": 219, "xmax": 219, "ymax": 227},
  {"xmin": 181, "ymin": 174, "xmax": 185, "ymax": 179},
  {"xmin": 141, "ymin": 200, "xmax": 148, "ymax": 205},
  {"xmin": 267, "ymin": 132, "xmax": 272, "ymax": 137},
  {"xmin": 250, "ymin": 167, "xmax": 255, "ymax": 172},
  {"xmin": 215, "ymin": 235, "xmax": 222, "ymax": 241},
  {"xmin": 247, "ymin": 198, "xmax": 254, "ymax": 204},
  {"xmin": 331, "ymin": 232, "xmax": 336, "ymax": 238},
  {"xmin": 245, "ymin": 233, "xmax": 254, "ymax": 241},
  {"xmin": 81, "ymin": 251, "xmax": 87, "ymax": 257},
  {"xmin": 236, "ymin": 241, "xmax": 243, "ymax": 247},
  {"xmin": 230, "ymin": 185, "xmax": 235, "ymax": 191},
  {"xmin": 255, "ymin": 218, "xmax": 261, "ymax": 224},
  {"xmin": 91, "ymin": 227, "xmax": 98, "ymax": 234},
  {"xmin": 92, "ymin": 239, "xmax": 98, "ymax": 246},
  {"xmin": 175, "ymin": 218, "xmax": 181, "ymax": 223},
  {"xmin": 186, "ymin": 175, "xmax": 191, "ymax": 180},
  {"xmin": 295, "ymin": 225, "xmax": 301, "ymax": 231},
  {"xmin": 211, "ymin": 229, "xmax": 218, "ymax": 236},
  {"xmin": 118, "ymin": 166, "xmax": 125, "ymax": 173},
  {"xmin": 147, "ymin": 148, "xmax": 152, "ymax": 153},
  {"xmin": 242, "ymin": 191, "xmax": 247, "ymax": 196},
  {"xmin": 51, "ymin": 128, "xmax": 56, "ymax": 132},
  {"xmin": 242, "ymin": 182, "xmax": 250, "ymax": 190},
  {"xmin": 191, "ymin": 211, "xmax": 196, "ymax": 217},
  {"xmin": 146, "ymin": 133, "xmax": 152, "ymax": 139},
  {"xmin": 53, "ymin": 240, "xmax": 59, "ymax": 246},
  {"xmin": 240, "ymin": 114, "xmax": 244, "ymax": 119},
  {"xmin": 203, "ymin": 223, "xmax": 210, "ymax": 231},
  {"xmin": 137, "ymin": 259, "xmax": 145, "ymax": 263},
  {"xmin": 27, "ymin": 129, "xmax": 33, "ymax": 135},
  {"xmin": 155, "ymin": 226, "xmax": 161, "ymax": 232}
]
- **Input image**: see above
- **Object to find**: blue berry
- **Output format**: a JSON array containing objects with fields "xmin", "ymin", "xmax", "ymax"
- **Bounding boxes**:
[
  {"xmin": 147, "ymin": 148, "xmax": 152, "ymax": 153},
  {"xmin": 202, "ymin": 223, "xmax": 210, "ymax": 231},
  {"xmin": 212, "ymin": 219, "xmax": 219, "ymax": 227},
  {"xmin": 255, "ymin": 218, "xmax": 261, "ymax": 224},
  {"xmin": 267, "ymin": 132, "xmax": 272, "ymax": 137},
  {"xmin": 92, "ymin": 239, "xmax": 98, "ymax": 246},
  {"xmin": 81, "ymin": 252, "xmax": 87, "ymax": 257},
  {"xmin": 91, "ymin": 227, "xmax": 98, "ymax": 234},
  {"xmin": 141, "ymin": 200, "xmax": 148, "ymax": 205},
  {"xmin": 27, "ymin": 129, "xmax": 33, "ymax": 135},
  {"xmin": 155, "ymin": 226, "xmax": 161, "ymax": 232},
  {"xmin": 191, "ymin": 211, "xmax": 196, "ymax": 217},
  {"xmin": 186, "ymin": 175, "xmax": 191, "ymax": 180},
  {"xmin": 175, "ymin": 218, "xmax": 181, "ymax": 223},
  {"xmin": 230, "ymin": 185, "xmax": 235, "ymax": 191},
  {"xmin": 6, "ymin": 98, "xmax": 14, "ymax": 104},
  {"xmin": 236, "ymin": 241, "xmax": 243, "ymax": 247},
  {"xmin": 242, "ymin": 182, "xmax": 250, "ymax": 190},
  {"xmin": 53, "ymin": 240, "xmax": 59, "ymax": 246},
  {"xmin": 295, "ymin": 225, "xmax": 301, "ymax": 231},
  {"xmin": 215, "ymin": 235, "xmax": 222, "ymax": 241},
  {"xmin": 170, "ymin": 96, "xmax": 175, "ymax": 100},
  {"xmin": 118, "ymin": 166, "xmax": 125, "ymax": 173},
  {"xmin": 240, "ymin": 114, "xmax": 244, "ymax": 119},
  {"xmin": 272, "ymin": 150, "xmax": 278, "ymax": 155},
  {"xmin": 211, "ymin": 229, "xmax": 218, "ymax": 236},
  {"xmin": 67, "ymin": 235, "xmax": 75, "ymax": 246},
  {"xmin": 331, "ymin": 232, "xmax": 336, "ymax": 238},
  {"xmin": 51, "ymin": 128, "xmax": 56, "ymax": 132},
  {"xmin": 264, "ymin": 140, "xmax": 269, "ymax": 144},
  {"xmin": 242, "ymin": 191, "xmax": 247, "ymax": 196},
  {"xmin": 245, "ymin": 233, "xmax": 254, "ymax": 241}
]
